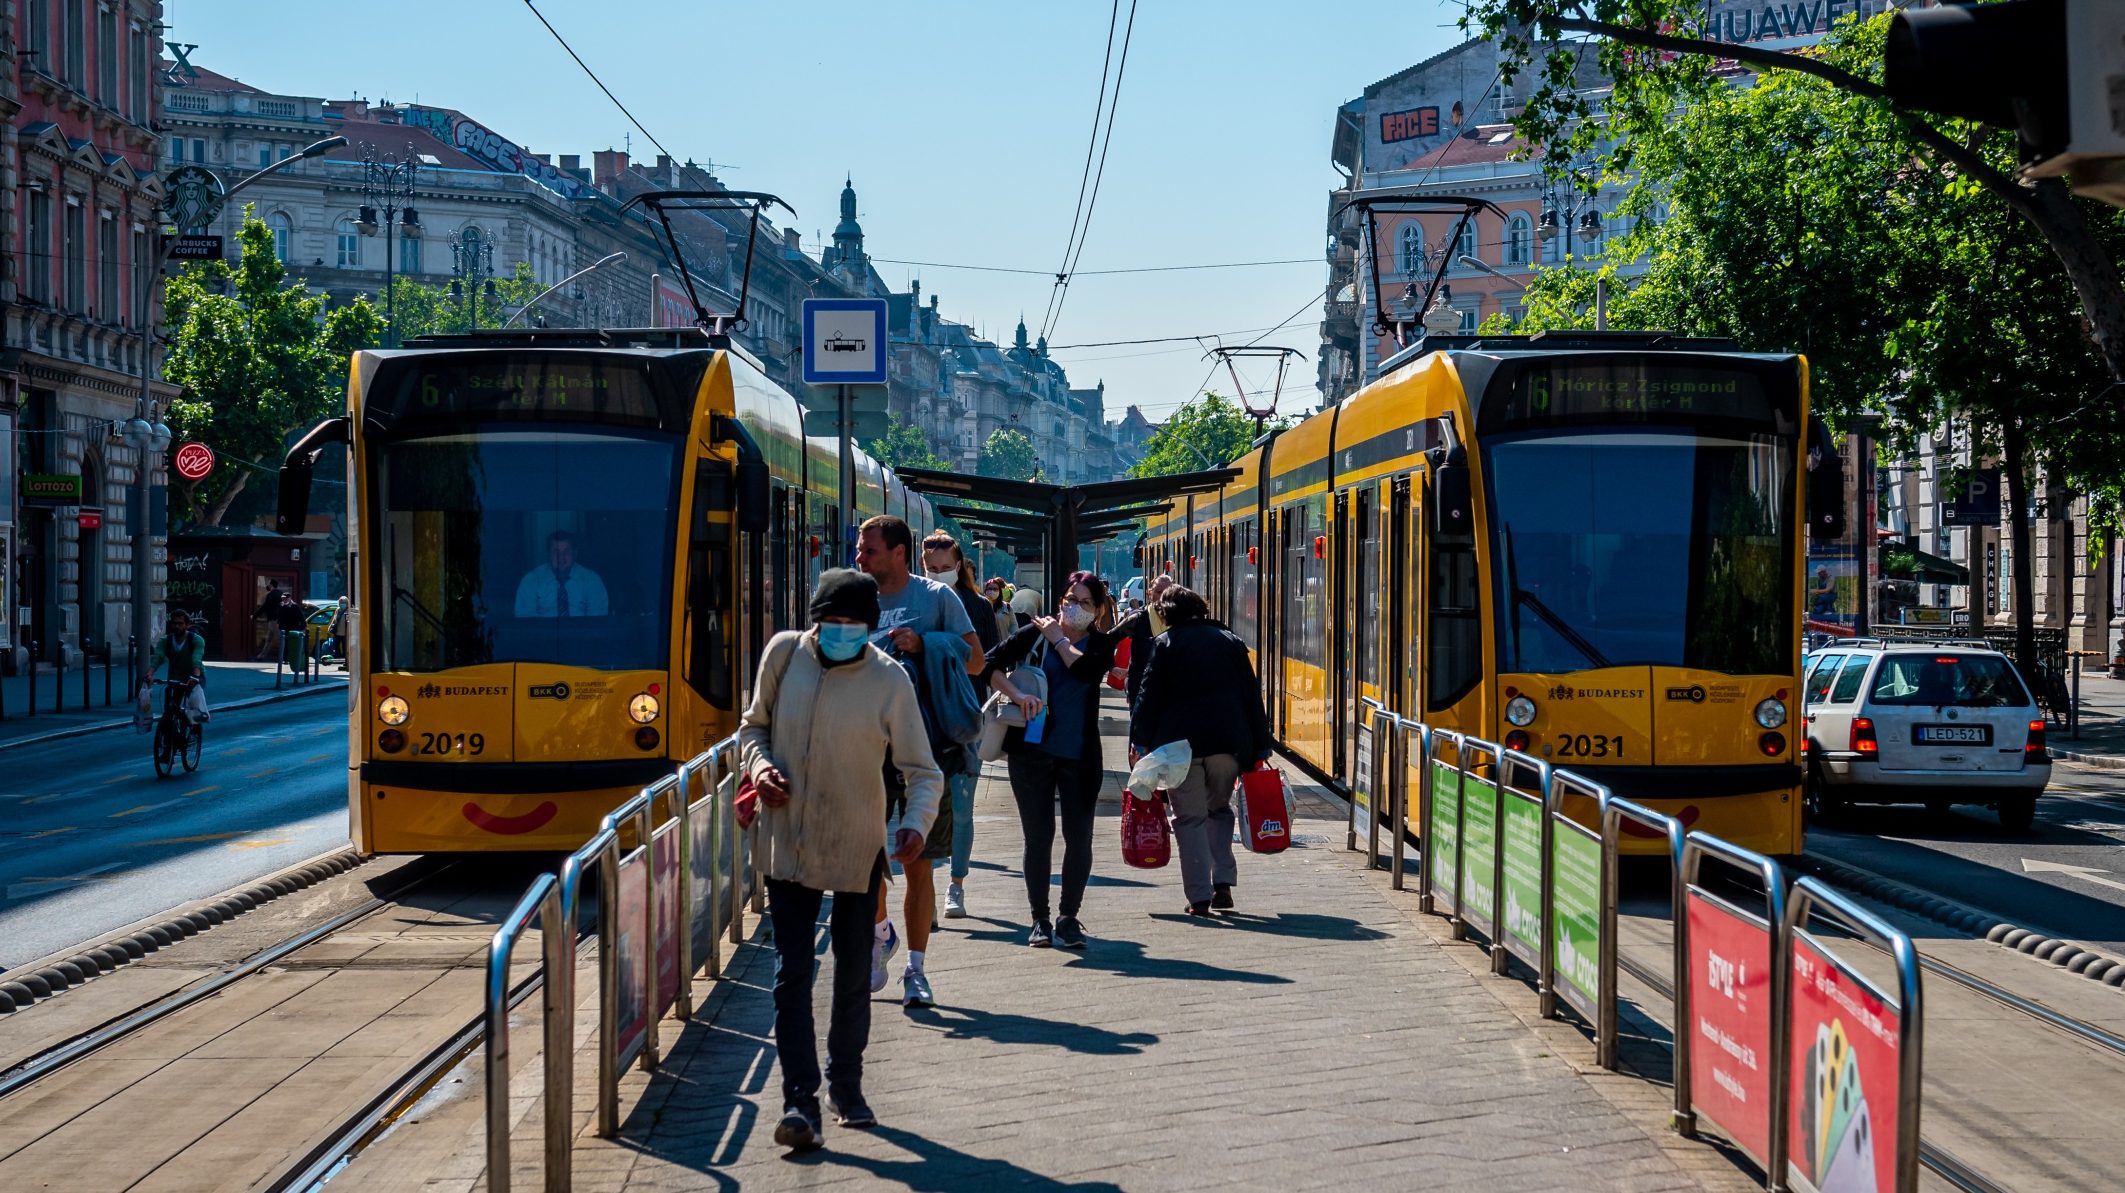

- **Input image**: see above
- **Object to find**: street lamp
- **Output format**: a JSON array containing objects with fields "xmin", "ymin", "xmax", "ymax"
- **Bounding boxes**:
[
  {"xmin": 501, "ymin": 252, "xmax": 627, "ymax": 328},
  {"xmin": 131, "ymin": 133, "xmax": 346, "ymax": 655},
  {"xmin": 451, "ymin": 226, "xmax": 497, "ymax": 330},
  {"xmin": 356, "ymin": 142, "xmax": 419, "ymax": 347}
]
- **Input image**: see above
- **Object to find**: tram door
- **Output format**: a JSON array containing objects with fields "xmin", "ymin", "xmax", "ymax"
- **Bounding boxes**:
[
  {"xmin": 1331, "ymin": 490, "xmax": 1352, "ymax": 780},
  {"xmin": 1390, "ymin": 476, "xmax": 1416, "ymax": 715},
  {"xmin": 1347, "ymin": 485, "xmax": 1380, "ymax": 787},
  {"xmin": 1264, "ymin": 508, "xmax": 1284, "ymax": 737}
]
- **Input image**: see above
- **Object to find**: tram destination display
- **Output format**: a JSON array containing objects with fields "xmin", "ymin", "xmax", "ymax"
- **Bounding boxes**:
[
  {"xmin": 1498, "ymin": 363, "xmax": 1793, "ymax": 429},
  {"xmin": 371, "ymin": 355, "xmax": 687, "ymax": 427}
]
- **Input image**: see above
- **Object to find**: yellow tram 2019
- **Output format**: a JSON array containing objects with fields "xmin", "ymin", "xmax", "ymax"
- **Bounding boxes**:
[
  {"xmin": 1144, "ymin": 331, "xmax": 1829, "ymax": 857},
  {"xmin": 279, "ymin": 327, "xmax": 940, "ymax": 853}
]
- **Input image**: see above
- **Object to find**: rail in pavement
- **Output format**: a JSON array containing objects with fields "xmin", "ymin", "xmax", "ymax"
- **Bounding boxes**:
[{"xmin": 336, "ymin": 694, "xmax": 1753, "ymax": 1193}]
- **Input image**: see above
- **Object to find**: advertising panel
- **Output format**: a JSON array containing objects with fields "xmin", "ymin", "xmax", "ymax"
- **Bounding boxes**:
[
  {"xmin": 1428, "ymin": 763, "xmax": 1460, "ymax": 914},
  {"xmin": 1500, "ymin": 789, "xmax": 1544, "ymax": 965},
  {"xmin": 1459, "ymin": 776, "xmax": 1498, "ymax": 933},
  {"xmin": 1787, "ymin": 933, "xmax": 1901, "ymax": 1193},
  {"xmin": 687, "ymin": 794, "xmax": 720, "ymax": 966},
  {"xmin": 612, "ymin": 846, "xmax": 650, "ymax": 1065},
  {"xmin": 1354, "ymin": 722, "xmax": 1374, "ymax": 813},
  {"xmin": 653, "ymin": 821, "xmax": 681, "ymax": 1019},
  {"xmin": 1686, "ymin": 893, "xmax": 1776, "ymax": 1164},
  {"xmin": 1549, "ymin": 823, "xmax": 1601, "ymax": 1017}
]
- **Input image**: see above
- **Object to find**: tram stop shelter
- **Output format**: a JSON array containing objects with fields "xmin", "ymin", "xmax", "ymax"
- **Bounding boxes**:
[{"xmin": 891, "ymin": 466, "xmax": 1238, "ymax": 603}]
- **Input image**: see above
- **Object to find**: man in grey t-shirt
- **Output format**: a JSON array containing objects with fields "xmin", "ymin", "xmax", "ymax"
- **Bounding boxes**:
[{"xmin": 854, "ymin": 514, "xmax": 982, "ymax": 1013}]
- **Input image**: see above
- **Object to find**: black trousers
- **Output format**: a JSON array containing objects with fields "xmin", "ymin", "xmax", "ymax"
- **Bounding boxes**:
[
  {"xmin": 1006, "ymin": 748, "xmax": 1102, "ymax": 922},
  {"xmin": 766, "ymin": 877, "xmax": 878, "ymax": 1109}
]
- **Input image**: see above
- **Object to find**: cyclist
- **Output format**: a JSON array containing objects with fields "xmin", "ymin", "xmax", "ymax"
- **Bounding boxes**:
[{"xmin": 149, "ymin": 610, "xmax": 209, "ymax": 718}]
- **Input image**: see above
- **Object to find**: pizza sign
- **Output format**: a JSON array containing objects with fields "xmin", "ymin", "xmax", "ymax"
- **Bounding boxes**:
[{"xmin": 174, "ymin": 442, "xmax": 215, "ymax": 481}]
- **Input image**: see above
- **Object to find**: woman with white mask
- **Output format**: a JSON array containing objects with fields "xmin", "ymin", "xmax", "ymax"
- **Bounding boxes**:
[
  {"xmin": 979, "ymin": 570, "xmax": 1121, "ymax": 950},
  {"xmin": 919, "ymin": 531, "xmax": 997, "ymax": 919}
]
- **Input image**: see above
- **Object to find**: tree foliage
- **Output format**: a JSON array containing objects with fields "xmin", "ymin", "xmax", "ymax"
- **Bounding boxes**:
[
  {"xmin": 1129, "ymin": 392, "xmax": 1286, "ymax": 479},
  {"xmin": 977, "ymin": 427, "xmax": 1038, "ymax": 482},
  {"xmin": 1465, "ymin": 0, "xmax": 2125, "ymax": 395},
  {"xmin": 163, "ymin": 212, "xmax": 383, "ymax": 526},
  {"xmin": 864, "ymin": 413, "xmax": 950, "ymax": 473},
  {"xmin": 384, "ymin": 261, "xmax": 547, "ymax": 342}
]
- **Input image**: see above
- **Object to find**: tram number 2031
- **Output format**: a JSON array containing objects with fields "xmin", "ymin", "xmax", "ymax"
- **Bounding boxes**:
[
  {"xmin": 413, "ymin": 731, "xmax": 486, "ymax": 757},
  {"xmin": 1555, "ymin": 734, "xmax": 1624, "ymax": 759}
]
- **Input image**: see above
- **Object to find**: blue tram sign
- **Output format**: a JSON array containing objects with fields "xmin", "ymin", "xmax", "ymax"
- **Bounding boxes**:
[{"xmin": 801, "ymin": 298, "xmax": 888, "ymax": 386}]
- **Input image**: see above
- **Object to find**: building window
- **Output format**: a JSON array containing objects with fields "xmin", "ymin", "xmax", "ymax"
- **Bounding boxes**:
[
  {"xmin": 1544, "ymin": 223, "xmax": 1563, "ymax": 264},
  {"xmin": 1507, "ymin": 213, "xmax": 1531, "ymax": 265},
  {"xmin": 1398, "ymin": 223, "xmax": 1425, "ymax": 276},
  {"xmin": 192, "ymin": 138, "xmax": 206, "ymax": 163},
  {"xmin": 399, "ymin": 231, "xmax": 421, "ymax": 274},
  {"xmin": 1454, "ymin": 219, "xmax": 1477, "ymax": 264},
  {"xmin": 131, "ymin": 227, "xmax": 146, "ymax": 323},
  {"xmin": 27, "ymin": 0, "xmax": 48, "ymax": 69},
  {"xmin": 169, "ymin": 137, "xmax": 182, "ymax": 163},
  {"xmin": 25, "ymin": 191, "xmax": 51, "ymax": 303},
  {"xmin": 96, "ymin": 3, "xmax": 116, "ymax": 102},
  {"xmin": 62, "ymin": 0, "xmax": 83, "ymax": 83},
  {"xmin": 98, "ymin": 213, "xmax": 117, "ymax": 320},
  {"xmin": 336, "ymin": 219, "xmax": 359, "ymax": 269},
  {"xmin": 267, "ymin": 213, "xmax": 293, "ymax": 265},
  {"xmin": 259, "ymin": 145, "xmax": 271, "ymax": 167},
  {"xmin": 129, "ymin": 21, "xmax": 147, "ymax": 121},
  {"xmin": 63, "ymin": 202, "xmax": 85, "ymax": 312},
  {"xmin": 1458, "ymin": 306, "xmax": 1479, "ymax": 333}
]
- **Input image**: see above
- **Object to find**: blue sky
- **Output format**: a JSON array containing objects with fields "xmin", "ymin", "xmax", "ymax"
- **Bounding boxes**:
[{"xmin": 170, "ymin": 2, "xmax": 1460, "ymax": 419}]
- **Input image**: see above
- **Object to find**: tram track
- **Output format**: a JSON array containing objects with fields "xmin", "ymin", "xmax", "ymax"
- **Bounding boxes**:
[{"xmin": 0, "ymin": 853, "xmax": 561, "ymax": 1190}]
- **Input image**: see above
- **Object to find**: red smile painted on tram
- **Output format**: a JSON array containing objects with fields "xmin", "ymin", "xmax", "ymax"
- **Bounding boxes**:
[
  {"xmin": 462, "ymin": 801, "xmax": 560, "ymax": 835},
  {"xmin": 1621, "ymin": 804, "xmax": 1701, "ymax": 837}
]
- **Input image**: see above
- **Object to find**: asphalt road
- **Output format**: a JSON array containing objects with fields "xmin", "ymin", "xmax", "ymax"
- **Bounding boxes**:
[
  {"xmin": 1805, "ymin": 761, "xmax": 2125, "ymax": 950},
  {"xmin": 0, "ymin": 693, "xmax": 349, "ymax": 969}
]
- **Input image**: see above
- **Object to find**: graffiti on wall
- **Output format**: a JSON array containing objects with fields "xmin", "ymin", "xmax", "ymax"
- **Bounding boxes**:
[{"xmin": 404, "ymin": 107, "xmax": 595, "ymax": 200}]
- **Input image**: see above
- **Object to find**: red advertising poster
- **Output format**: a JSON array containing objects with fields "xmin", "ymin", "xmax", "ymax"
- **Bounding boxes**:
[
  {"xmin": 1788, "ymin": 933, "xmax": 1900, "ymax": 1193},
  {"xmin": 612, "ymin": 847, "xmax": 650, "ymax": 1062},
  {"xmin": 1686, "ymin": 894, "xmax": 1775, "ymax": 1163},
  {"xmin": 653, "ymin": 822, "xmax": 681, "ymax": 1018}
]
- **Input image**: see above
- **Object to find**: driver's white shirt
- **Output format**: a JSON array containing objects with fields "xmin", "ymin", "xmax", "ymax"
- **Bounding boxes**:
[{"xmin": 514, "ymin": 564, "xmax": 610, "ymax": 617}]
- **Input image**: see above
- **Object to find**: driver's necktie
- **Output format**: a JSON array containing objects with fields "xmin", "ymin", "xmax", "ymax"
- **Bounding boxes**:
[{"xmin": 556, "ymin": 576, "xmax": 570, "ymax": 618}]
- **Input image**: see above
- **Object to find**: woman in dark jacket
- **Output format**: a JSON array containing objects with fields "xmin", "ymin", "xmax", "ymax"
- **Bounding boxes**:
[
  {"xmin": 982, "ymin": 570, "xmax": 1121, "ymax": 949},
  {"xmin": 1129, "ymin": 585, "xmax": 1273, "ymax": 916}
]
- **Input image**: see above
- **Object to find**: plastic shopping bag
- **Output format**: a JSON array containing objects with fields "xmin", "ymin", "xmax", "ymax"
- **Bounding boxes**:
[
  {"xmin": 133, "ymin": 684, "xmax": 153, "ymax": 733},
  {"xmin": 1125, "ymin": 740, "xmax": 1193, "ymax": 798},
  {"xmin": 184, "ymin": 684, "xmax": 209, "ymax": 722}
]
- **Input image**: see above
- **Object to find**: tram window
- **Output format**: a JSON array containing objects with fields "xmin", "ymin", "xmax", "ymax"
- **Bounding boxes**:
[
  {"xmin": 375, "ymin": 431, "xmax": 679, "ymax": 674},
  {"xmin": 1231, "ymin": 518, "xmax": 1257, "ymax": 647},
  {"xmin": 1359, "ymin": 493, "xmax": 1381, "ymax": 691},
  {"xmin": 686, "ymin": 459, "xmax": 736, "ymax": 709},
  {"xmin": 1428, "ymin": 542, "xmax": 1481, "ymax": 710}
]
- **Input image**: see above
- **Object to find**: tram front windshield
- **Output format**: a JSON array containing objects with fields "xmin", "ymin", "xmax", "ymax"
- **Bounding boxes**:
[
  {"xmin": 1486, "ymin": 430, "xmax": 1794, "ymax": 676},
  {"xmin": 375, "ymin": 429, "xmax": 679, "ymax": 672}
]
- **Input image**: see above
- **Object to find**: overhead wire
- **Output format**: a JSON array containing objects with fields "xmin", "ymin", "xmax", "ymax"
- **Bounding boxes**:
[
  {"xmin": 1044, "ymin": 0, "xmax": 1140, "ymax": 344},
  {"xmin": 521, "ymin": 0, "xmax": 677, "ymax": 166},
  {"xmin": 1039, "ymin": 0, "xmax": 1124, "ymax": 340}
]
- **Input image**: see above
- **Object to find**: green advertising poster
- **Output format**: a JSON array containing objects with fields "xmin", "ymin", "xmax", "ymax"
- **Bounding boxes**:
[
  {"xmin": 1501, "ymin": 793, "xmax": 1544, "ymax": 963},
  {"xmin": 1460, "ymin": 776, "xmax": 1498, "ymax": 931},
  {"xmin": 1550, "ymin": 825, "xmax": 1602, "ymax": 1017},
  {"xmin": 1428, "ymin": 763, "xmax": 1460, "ymax": 910}
]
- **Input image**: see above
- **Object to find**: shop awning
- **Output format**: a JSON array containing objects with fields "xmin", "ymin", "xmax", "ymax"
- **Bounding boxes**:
[{"xmin": 1880, "ymin": 544, "xmax": 1969, "ymax": 585}]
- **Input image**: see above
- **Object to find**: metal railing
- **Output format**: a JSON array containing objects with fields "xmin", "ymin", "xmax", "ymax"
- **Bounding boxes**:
[
  {"xmin": 483, "ymin": 735, "xmax": 758, "ymax": 1191},
  {"xmin": 1350, "ymin": 713, "xmax": 1924, "ymax": 1192}
]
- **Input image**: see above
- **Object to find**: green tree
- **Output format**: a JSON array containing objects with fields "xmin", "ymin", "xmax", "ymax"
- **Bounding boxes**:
[
  {"xmin": 978, "ymin": 427, "xmax": 1038, "ymax": 482},
  {"xmin": 1465, "ymin": 0, "xmax": 2125, "ymax": 398},
  {"xmin": 1129, "ymin": 392, "xmax": 1283, "ymax": 478},
  {"xmin": 163, "ymin": 211, "xmax": 383, "ymax": 526},
  {"xmin": 864, "ymin": 413, "xmax": 950, "ymax": 473},
  {"xmin": 384, "ymin": 261, "xmax": 547, "ymax": 341}
]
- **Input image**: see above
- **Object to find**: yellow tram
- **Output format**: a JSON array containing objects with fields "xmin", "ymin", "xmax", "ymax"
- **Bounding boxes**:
[
  {"xmin": 1144, "ymin": 331, "xmax": 1833, "ymax": 856},
  {"xmin": 278, "ymin": 327, "xmax": 938, "ymax": 853}
]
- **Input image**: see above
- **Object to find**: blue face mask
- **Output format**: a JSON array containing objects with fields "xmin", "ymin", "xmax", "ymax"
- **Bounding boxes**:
[{"xmin": 817, "ymin": 623, "xmax": 869, "ymax": 662}]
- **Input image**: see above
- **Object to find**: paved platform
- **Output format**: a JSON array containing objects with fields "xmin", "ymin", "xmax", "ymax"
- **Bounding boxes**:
[{"xmin": 353, "ymin": 695, "xmax": 1755, "ymax": 1192}]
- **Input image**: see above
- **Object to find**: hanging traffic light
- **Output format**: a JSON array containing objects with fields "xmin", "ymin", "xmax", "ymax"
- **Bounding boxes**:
[{"xmin": 1885, "ymin": 0, "xmax": 2068, "ymax": 159}]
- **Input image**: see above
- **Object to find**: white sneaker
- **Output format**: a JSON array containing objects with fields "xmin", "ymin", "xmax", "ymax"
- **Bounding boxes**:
[
  {"xmin": 870, "ymin": 921, "xmax": 899, "ymax": 993},
  {"xmin": 943, "ymin": 883, "xmax": 967, "ymax": 919},
  {"xmin": 902, "ymin": 969, "xmax": 934, "ymax": 1008}
]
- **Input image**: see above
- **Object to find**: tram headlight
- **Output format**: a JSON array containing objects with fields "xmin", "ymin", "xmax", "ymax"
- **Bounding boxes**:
[
  {"xmin": 378, "ymin": 695, "xmax": 410, "ymax": 726},
  {"xmin": 629, "ymin": 692, "xmax": 660, "ymax": 724},
  {"xmin": 1754, "ymin": 697, "xmax": 1787, "ymax": 729},
  {"xmin": 1505, "ymin": 695, "xmax": 1537, "ymax": 727}
]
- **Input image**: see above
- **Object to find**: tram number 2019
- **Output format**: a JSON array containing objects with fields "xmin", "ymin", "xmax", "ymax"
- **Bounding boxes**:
[
  {"xmin": 1556, "ymin": 734, "xmax": 1624, "ymax": 759},
  {"xmin": 414, "ymin": 731, "xmax": 485, "ymax": 756}
]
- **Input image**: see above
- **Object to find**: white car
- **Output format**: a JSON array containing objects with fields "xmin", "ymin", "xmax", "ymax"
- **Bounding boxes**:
[
  {"xmin": 1120, "ymin": 576, "xmax": 1146, "ymax": 609},
  {"xmin": 1802, "ymin": 641, "xmax": 2050, "ymax": 831}
]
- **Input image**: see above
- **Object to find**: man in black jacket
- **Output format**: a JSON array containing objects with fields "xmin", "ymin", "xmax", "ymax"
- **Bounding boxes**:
[{"xmin": 1129, "ymin": 585, "xmax": 1272, "ymax": 915}]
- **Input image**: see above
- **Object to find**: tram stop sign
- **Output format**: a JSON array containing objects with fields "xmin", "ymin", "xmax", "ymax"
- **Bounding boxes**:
[
  {"xmin": 801, "ymin": 298, "xmax": 888, "ymax": 386},
  {"xmin": 174, "ymin": 441, "xmax": 215, "ymax": 481}
]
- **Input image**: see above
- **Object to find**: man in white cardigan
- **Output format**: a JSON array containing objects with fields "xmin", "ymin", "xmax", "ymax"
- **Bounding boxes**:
[{"xmin": 740, "ymin": 568, "xmax": 942, "ymax": 1153}]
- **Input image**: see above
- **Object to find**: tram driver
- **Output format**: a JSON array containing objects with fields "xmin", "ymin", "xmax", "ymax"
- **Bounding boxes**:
[{"xmin": 514, "ymin": 529, "xmax": 611, "ymax": 618}]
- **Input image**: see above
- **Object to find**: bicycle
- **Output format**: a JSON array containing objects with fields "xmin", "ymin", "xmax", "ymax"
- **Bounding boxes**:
[{"xmin": 147, "ymin": 676, "xmax": 205, "ymax": 778}]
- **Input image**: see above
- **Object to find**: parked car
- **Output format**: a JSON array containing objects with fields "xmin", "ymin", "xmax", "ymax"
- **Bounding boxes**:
[
  {"xmin": 1802, "ymin": 640, "xmax": 2050, "ymax": 831},
  {"xmin": 1120, "ymin": 575, "xmax": 1146, "ymax": 609}
]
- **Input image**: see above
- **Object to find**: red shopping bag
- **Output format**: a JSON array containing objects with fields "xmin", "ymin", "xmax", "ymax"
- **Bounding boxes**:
[
  {"xmin": 1120, "ymin": 790, "xmax": 1172, "ymax": 869},
  {"xmin": 1107, "ymin": 636, "xmax": 1131, "ymax": 690},
  {"xmin": 1235, "ymin": 763, "xmax": 1293, "ymax": 854}
]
